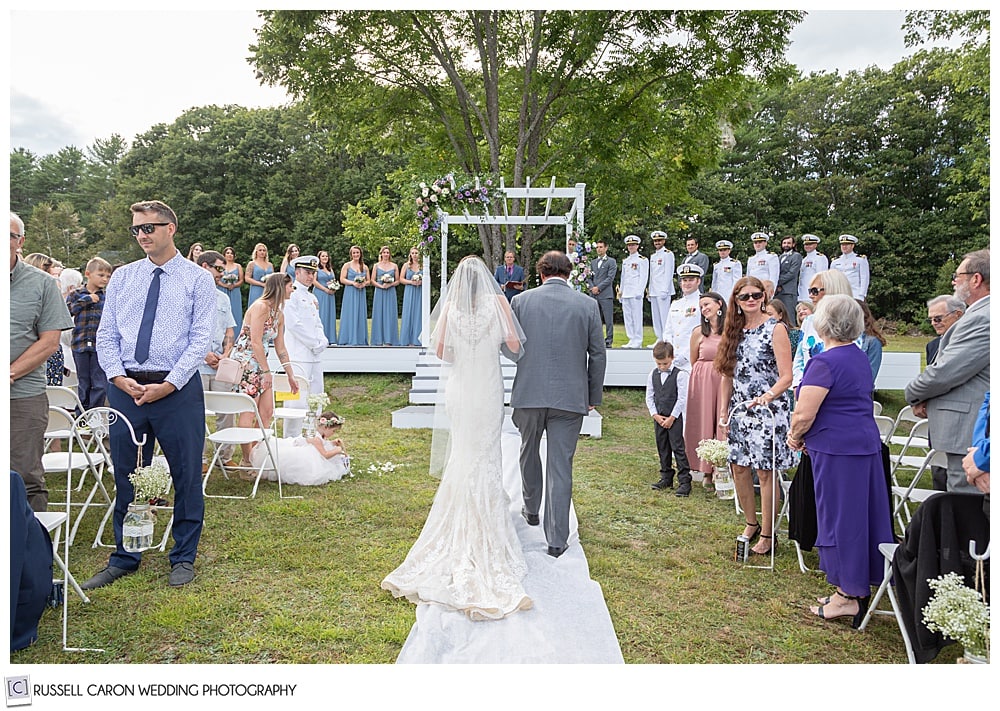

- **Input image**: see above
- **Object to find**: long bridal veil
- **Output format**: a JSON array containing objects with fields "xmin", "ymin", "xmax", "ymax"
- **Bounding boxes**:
[
  {"xmin": 427, "ymin": 256, "xmax": 526, "ymax": 478},
  {"xmin": 382, "ymin": 255, "xmax": 532, "ymax": 620}
]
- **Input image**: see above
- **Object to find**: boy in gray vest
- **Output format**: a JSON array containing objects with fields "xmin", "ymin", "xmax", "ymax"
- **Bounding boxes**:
[{"xmin": 646, "ymin": 341, "xmax": 692, "ymax": 496}]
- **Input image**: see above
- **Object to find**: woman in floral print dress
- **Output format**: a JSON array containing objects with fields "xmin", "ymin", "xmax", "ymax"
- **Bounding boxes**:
[{"xmin": 228, "ymin": 271, "xmax": 298, "ymax": 462}]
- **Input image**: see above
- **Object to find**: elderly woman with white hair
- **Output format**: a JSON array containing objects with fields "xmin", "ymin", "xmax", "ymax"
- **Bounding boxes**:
[{"xmin": 787, "ymin": 294, "xmax": 893, "ymax": 628}]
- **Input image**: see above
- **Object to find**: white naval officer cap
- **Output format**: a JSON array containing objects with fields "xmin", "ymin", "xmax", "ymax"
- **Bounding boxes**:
[
  {"xmin": 624, "ymin": 234, "xmax": 641, "ymax": 245},
  {"xmin": 750, "ymin": 231, "xmax": 769, "ymax": 242},
  {"xmin": 838, "ymin": 234, "xmax": 858, "ymax": 244},
  {"xmin": 715, "ymin": 240, "xmax": 733, "ymax": 249},
  {"xmin": 801, "ymin": 233, "xmax": 820, "ymax": 243},
  {"xmin": 676, "ymin": 263, "xmax": 704, "ymax": 279},
  {"xmin": 292, "ymin": 255, "xmax": 320, "ymax": 270},
  {"xmin": 650, "ymin": 230, "xmax": 667, "ymax": 241}
]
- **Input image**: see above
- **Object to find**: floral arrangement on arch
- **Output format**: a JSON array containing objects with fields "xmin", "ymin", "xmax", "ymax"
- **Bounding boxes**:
[
  {"xmin": 415, "ymin": 173, "xmax": 503, "ymax": 249},
  {"xmin": 568, "ymin": 238, "xmax": 594, "ymax": 292}
]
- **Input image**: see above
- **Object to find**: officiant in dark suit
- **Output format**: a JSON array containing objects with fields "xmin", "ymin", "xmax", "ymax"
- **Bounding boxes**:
[
  {"xmin": 510, "ymin": 251, "xmax": 607, "ymax": 558},
  {"xmin": 494, "ymin": 251, "xmax": 526, "ymax": 302}
]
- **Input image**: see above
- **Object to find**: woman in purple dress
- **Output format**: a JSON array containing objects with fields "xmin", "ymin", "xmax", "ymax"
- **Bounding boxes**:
[{"xmin": 787, "ymin": 294, "xmax": 893, "ymax": 628}]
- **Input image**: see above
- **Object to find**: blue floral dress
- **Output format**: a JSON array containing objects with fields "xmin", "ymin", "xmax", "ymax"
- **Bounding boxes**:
[
  {"xmin": 315, "ymin": 268, "xmax": 338, "ymax": 344},
  {"xmin": 247, "ymin": 263, "xmax": 273, "ymax": 307},
  {"xmin": 727, "ymin": 318, "xmax": 795, "ymax": 471},
  {"xmin": 371, "ymin": 266, "xmax": 399, "ymax": 346},
  {"xmin": 338, "ymin": 266, "xmax": 369, "ymax": 345},
  {"xmin": 399, "ymin": 267, "xmax": 423, "ymax": 346}
]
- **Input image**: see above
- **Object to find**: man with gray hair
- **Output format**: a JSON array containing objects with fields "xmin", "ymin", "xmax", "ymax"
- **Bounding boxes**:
[
  {"xmin": 10, "ymin": 211, "xmax": 74, "ymax": 511},
  {"xmin": 906, "ymin": 249, "xmax": 990, "ymax": 493},
  {"xmin": 924, "ymin": 294, "xmax": 965, "ymax": 365}
]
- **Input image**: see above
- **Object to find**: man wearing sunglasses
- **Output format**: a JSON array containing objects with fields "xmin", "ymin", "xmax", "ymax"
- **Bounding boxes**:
[
  {"xmin": 905, "ymin": 249, "xmax": 990, "ymax": 493},
  {"xmin": 924, "ymin": 295, "xmax": 965, "ymax": 365},
  {"xmin": 88, "ymin": 200, "xmax": 217, "ymax": 590}
]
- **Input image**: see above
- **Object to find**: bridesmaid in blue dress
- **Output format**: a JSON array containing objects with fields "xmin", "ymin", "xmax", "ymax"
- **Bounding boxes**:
[
  {"xmin": 398, "ymin": 247, "xmax": 423, "ymax": 346},
  {"xmin": 245, "ymin": 242, "xmax": 274, "ymax": 307},
  {"xmin": 221, "ymin": 246, "xmax": 244, "ymax": 334},
  {"xmin": 280, "ymin": 243, "xmax": 300, "ymax": 279},
  {"xmin": 370, "ymin": 246, "xmax": 400, "ymax": 346},
  {"xmin": 337, "ymin": 245, "xmax": 370, "ymax": 345},
  {"xmin": 315, "ymin": 250, "xmax": 339, "ymax": 345}
]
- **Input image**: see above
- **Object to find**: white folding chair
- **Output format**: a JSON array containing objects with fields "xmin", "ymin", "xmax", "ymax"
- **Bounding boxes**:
[
  {"xmin": 776, "ymin": 467, "xmax": 817, "ymax": 574},
  {"xmin": 889, "ymin": 419, "xmax": 931, "ymax": 479},
  {"xmin": 891, "ymin": 449, "xmax": 947, "ymax": 532},
  {"xmin": 202, "ymin": 391, "xmax": 295, "ymax": 499},
  {"xmin": 873, "ymin": 415, "xmax": 895, "ymax": 444},
  {"xmin": 872, "ymin": 400, "xmax": 883, "ymax": 417},
  {"xmin": 272, "ymin": 371, "xmax": 311, "ymax": 438},
  {"xmin": 42, "ymin": 407, "xmax": 113, "ymax": 546},
  {"xmin": 857, "ymin": 542, "xmax": 916, "ymax": 663},
  {"xmin": 90, "ymin": 409, "xmax": 174, "ymax": 553},
  {"xmin": 887, "ymin": 406, "xmax": 928, "ymax": 448}
]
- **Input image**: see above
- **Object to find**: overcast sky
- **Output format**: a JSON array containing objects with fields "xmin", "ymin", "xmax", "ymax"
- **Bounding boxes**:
[{"xmin": 6, "ymin": 8, "xmax": 936, "ymax": 158}]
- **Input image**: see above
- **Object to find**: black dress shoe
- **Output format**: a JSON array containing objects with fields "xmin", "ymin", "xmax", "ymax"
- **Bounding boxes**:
[
  {"xmin": 651, "ymin": 479, "xmax": 673, "ymax": 490},
  {"xmin": 547, "ymin": 545, "xmax": 569, "ymax": 558},
  {"xmin": 169, "ymin": 562, "xmax": 195, "ymax": 587},
  {"xmin": 675, "ymin": 482, "xmax": 692, "ymax": 497},
  {"xmin": 81, "ymin": 565, "xmax": 134, "ymax": 590},
  {"xmin": 521, "ymin": 508, "xmax": 540, "ymax": 526}
]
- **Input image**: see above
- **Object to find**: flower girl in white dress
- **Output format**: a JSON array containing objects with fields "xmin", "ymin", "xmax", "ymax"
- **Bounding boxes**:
[{"xmin": 251, "ymin": 412, "xmax": 350, "ymax": 485}]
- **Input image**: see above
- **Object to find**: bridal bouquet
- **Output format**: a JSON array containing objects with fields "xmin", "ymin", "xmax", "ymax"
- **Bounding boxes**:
[
  {"xmin": 922, "ymin": 572, "xmax": 990, "ymax": 661},
  {"xmin": 220, "ymin": 272, "xmax": 237, "ymax": 286},
  {"xmin": 411, "ymin": 272, "xmax": 423, "ymax": 283},
  {"xmin": 329, "ymin": 280, "xmax": 341, "ymax": 291},
  {"xmin": 380, "ymin": 273, "xmax": 394, "ymax": 284},
  {"xmin": 129, "ymin": 461, "xmax": 172, "ymax": 504},
  {"xmin": 354, "ymin": 273, "xmax": 367, "ymax": 285},
  {"xmin": 696, "ymin": 439, "xmax": 731, "ymax": 469}
]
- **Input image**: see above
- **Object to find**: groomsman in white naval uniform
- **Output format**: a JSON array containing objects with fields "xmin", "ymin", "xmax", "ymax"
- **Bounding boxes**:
[
  {"xmin": 746, "ymin": 232, "xmax": 779, "ymax": 288},
  {"xmin": 661, "ymin": 263, "xmax": 703, "ymax": 370},
  {"xmin": 646, "ymin": 230, "xmax": 675, "ymax": 339},
  {"xmin": 710, "ymin": 239, "xmax": 741, "ymax": 303},
  {"xmin": 282, "ymin": 255, "xmax": 329, "ymax": 436},
  {"xmin": 619, "ymin": 234, "xmax": 649, "ymax": 348},
  {"xmin": 831, "ymin": 233, "xmax": 870, "ymax": 300},
  {"xmin": 797, "ymin": 233, "xmax": 829, "ymax": 302}
]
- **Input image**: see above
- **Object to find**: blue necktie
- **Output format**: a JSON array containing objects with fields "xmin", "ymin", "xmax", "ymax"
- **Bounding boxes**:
[{"xmin": 134, "ymin": 267, "xmax": 163, "ymax": 364}]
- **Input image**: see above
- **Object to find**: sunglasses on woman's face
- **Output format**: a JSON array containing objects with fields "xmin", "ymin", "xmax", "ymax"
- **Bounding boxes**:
[
  {"xmin": 808, "ymin": 287, "xmax": 825, "ymax": 296},
  {"xmin": 736, "ymin": 291, "xmax": 765, "ymax": 302}
]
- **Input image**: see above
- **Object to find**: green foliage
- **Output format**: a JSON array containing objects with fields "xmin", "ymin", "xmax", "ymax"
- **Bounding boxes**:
[
  {"xmin": 26, "ymin": 201, "xmax": 86, "ymax": 267},
  {"xmin": 251, "ymin": 9, "xmax": 803, "ymax": 267}
]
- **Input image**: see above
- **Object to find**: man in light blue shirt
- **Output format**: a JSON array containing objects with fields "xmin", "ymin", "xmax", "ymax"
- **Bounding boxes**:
[
  {"xmin": 196, "ymin": 250, "xmax": 237, "ymax": 469},
  {"xmin": 88, "ymin": 200, "xmax": 216, "ymax": 590}
]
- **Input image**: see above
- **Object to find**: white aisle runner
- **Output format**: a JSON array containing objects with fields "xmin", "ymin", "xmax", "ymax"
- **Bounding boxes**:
[{"xmin": 395, "ymin": 425, "xmax": 625, "ymax": 663}]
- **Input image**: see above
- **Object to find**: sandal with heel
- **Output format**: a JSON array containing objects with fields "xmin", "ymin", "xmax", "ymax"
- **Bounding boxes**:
[
  {"xmin": 810, "ymin": 591, "xmax": 871, "ymax": 629},
  {"xmin": 750, "ymin": 534, "xmax": 774, "ymax": 555},
  {"xmin": 743, "ymin": 521, "xmax": 762, "ymax": 542}
]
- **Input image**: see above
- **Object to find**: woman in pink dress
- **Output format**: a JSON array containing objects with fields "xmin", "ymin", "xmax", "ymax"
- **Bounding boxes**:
[{"xmin": 685, "ymin": 291, "xmax": 727, "ymax": 488}]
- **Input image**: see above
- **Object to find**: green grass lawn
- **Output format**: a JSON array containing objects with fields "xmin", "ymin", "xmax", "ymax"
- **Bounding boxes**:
[{"xmin": 16, "ymin": 335, "xmax": 956, "ymax": 665}]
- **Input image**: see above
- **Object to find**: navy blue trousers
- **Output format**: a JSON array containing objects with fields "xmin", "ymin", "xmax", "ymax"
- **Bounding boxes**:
[
  {"xmin": 72, "ymin": 350, "xmax": 108, "ymax": 410},
  {"xmin": 107, "ymin": 377, "xmax": 205, "ymax": 570}
]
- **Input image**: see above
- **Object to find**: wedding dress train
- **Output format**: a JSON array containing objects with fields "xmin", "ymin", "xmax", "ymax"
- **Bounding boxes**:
[{"xmin": 381, "ymin": 289, "xmax": 531, "ymax": 620}]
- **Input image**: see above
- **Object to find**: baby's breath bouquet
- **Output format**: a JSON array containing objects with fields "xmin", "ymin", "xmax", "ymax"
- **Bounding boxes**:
[
  {"xmin": 128, "ymin": 461, "xmax": 171, "ymax": 503},
  {"xmin": 922, "ymin": 572, "xmax": 990, "ymax": 660},
  {"xmin": 307, "ymin": 392, "xmax": 330, "ymax": 414},
  {"xmin": 696, "ymin": 439, "xmax": 730, "ymax": 469}
]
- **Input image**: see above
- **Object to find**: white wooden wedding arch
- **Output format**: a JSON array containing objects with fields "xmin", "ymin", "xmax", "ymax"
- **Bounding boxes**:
[{"xmin": 419, "ymin": 177, "xmax": 587, "ymax": 343}]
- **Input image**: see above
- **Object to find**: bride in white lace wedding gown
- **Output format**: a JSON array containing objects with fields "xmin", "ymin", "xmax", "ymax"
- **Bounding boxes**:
[{"xmin": 381, "ymin": 256, "xmax": 532, "ymax": 621}]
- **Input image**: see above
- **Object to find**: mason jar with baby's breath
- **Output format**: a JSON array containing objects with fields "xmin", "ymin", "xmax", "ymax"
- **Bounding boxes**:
[{"xmin": 124, "ymin": 460, "xmax": 171, "ymax": 553}]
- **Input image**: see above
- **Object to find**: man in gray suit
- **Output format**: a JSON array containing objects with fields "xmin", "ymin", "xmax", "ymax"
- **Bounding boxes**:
[
  {"xmin": 587, "ymin": 239, "xmax": 617, "ymax": 347},
  {"xmin": 905, "ymin": 249, "xmax": 990, "ymax": 493},
  {"xmin": 511, "ymin": 251, "xmax": 607, "ymax": 558},
  {"xmin": 775, "ymin": 235, "xmax": 803, "ymax": 316}
]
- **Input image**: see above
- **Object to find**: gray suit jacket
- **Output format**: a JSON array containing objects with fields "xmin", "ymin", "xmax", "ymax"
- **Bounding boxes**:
[
  {"xmin": 905, "ymin": 295, "xmax": 990, "ymax": 453},
  {"xmin": 510, "ymin": 278, "xmax": 607, "ymax": 414},
  {"xmin": 777, "ymin": 251, "xmax": 803, "ymax": 296},
  {"xmin": 679, "ymin": 251, "xmax": 711, "ymax": 292},
  {"xmin": 587, "ymin": 256, "xmax": 617, "ymax": 301}
]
